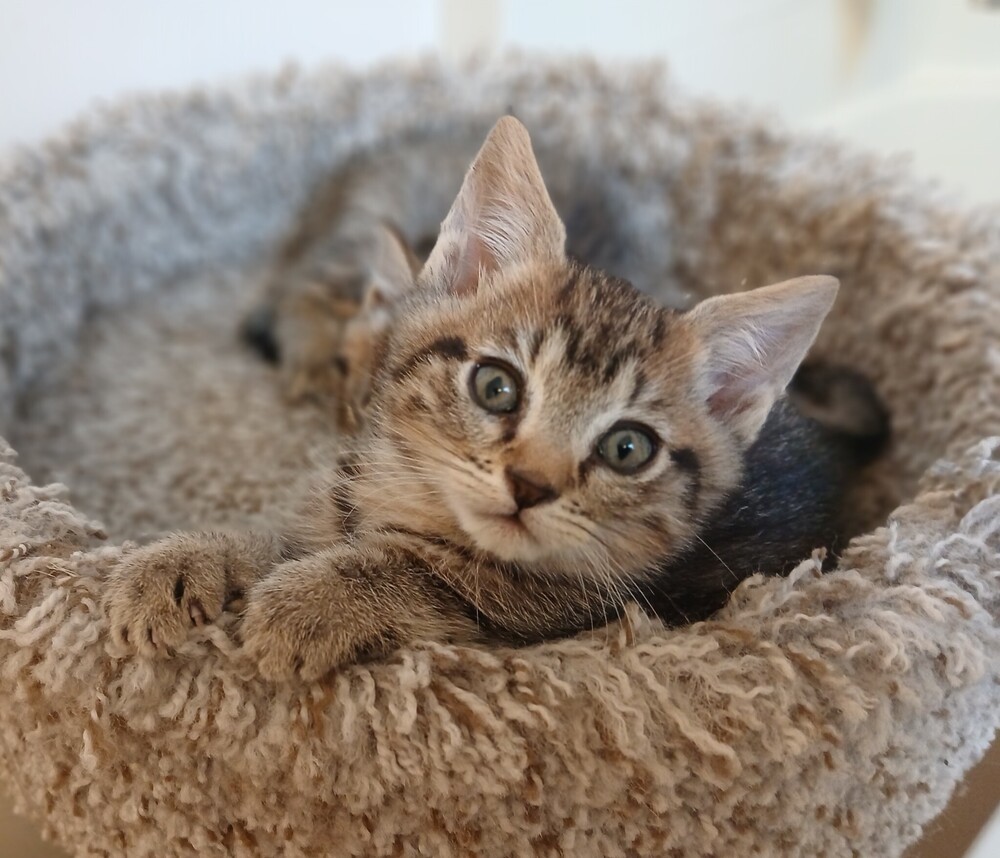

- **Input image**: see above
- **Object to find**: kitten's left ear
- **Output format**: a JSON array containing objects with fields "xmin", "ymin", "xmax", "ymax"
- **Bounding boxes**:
[
  {"xmin": 688, "ymin": 276, "xmax": 839, "ymax": 446},
  {"xmin": 421, "ymin": 116, "xmax": 567, "ymax": 296}
]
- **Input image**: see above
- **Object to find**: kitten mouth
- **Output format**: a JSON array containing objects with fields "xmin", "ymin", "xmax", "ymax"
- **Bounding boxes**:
[
  {"xmin": 466, "ymin": 510, "xmax": 540, "ymax": 553},
  {"xmin": 486, "ymin": 512, "xmax": 531, "ymax": 534},
  {"xmin": 450, "ymin": 497, "xmax": 545, "ymax": 561}
]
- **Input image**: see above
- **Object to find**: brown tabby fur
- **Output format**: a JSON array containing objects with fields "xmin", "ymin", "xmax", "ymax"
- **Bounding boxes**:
[{"xmin": 104, "ymin": 117, "xmax": 883, "ymax": 680}]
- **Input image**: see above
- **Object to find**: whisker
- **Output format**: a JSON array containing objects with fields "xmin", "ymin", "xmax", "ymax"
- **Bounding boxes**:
[
  {"xmin": 693, "ymin": 534, "xmax": 740, "ymax": 585},
  {"xmin": 549, "ymin": 512, "xmax": 666, "ymax": 624}
]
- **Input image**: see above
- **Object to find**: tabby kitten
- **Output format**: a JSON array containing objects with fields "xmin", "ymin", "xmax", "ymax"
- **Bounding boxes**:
[{"xmin": 104, "ymin": 117, "xmax": 888, "ymax": 680}]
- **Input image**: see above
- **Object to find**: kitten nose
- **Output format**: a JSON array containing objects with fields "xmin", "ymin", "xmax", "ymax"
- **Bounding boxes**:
[{"xmin": 505, "ymin": 466, "xmax": 558, "ymax": 510}]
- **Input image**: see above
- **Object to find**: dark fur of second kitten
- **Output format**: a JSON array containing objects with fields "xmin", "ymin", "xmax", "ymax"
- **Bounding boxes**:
[
  {"xmin": 105, "ymin": 116, "xmax": 890, "ymax": 681},
  {"xmin": 637, "ymin": 388, "xmax": 888, "ymax": 627}
]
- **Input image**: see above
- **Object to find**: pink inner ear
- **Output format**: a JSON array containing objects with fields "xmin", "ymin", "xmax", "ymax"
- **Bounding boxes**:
[
  {"xmin": 450, "ymin": 233, "xmax": 491, "ymax": 297},
  {"xmin": 707, "ymin": 372, "xmax": 751, "ymax": 420}
]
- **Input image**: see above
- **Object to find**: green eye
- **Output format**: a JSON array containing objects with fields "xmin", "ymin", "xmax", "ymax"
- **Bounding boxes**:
[
  {"xmin": 597, "ymin": 423, "xmax": 657, "ymax": 474},
  {"xmin": 470, "ymin": 362, "xmax": 520, "ymax": 413}
]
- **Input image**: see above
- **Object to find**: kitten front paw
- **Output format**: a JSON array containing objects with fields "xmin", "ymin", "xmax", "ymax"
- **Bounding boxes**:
[
  {"xmin": 104, "ymin": 534, "xmax": 237, "ymax": 655},
  {"xmin": 240, "ymin": 572, "xmax": 354, "ymax": 681}
]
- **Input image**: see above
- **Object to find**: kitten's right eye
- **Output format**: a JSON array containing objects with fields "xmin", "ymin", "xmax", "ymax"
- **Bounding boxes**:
[
  {"xmin": 470, "ymin": 362, "xmax": 520, "ymax": 413},
  {"xmin": 597, "ymin": 423, "xmax": 658, "ymax": 474}
]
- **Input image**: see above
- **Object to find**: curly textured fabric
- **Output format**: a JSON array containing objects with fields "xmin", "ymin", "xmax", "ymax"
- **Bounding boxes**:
[{"xmin": 1, "ymin": 57, "xmax": 999, "ymax": 858}]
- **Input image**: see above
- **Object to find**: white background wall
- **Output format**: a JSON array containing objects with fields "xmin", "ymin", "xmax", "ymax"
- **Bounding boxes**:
[
  {"xmin": 0, "ymin": 0, "xmax": 439, "ymax": 148},
  {"xmin": 3, "ymin": 0, "xmax": 1000, "ymax": 202},
  {"xmin": 1, "ymin": 2, "xmax": 998, "ymax": 856}
]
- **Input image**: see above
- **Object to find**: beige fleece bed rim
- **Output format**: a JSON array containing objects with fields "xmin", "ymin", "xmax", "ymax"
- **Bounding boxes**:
[{"xmin": 0, "ymin": 56, "xmax": 998, "ymax": 858}]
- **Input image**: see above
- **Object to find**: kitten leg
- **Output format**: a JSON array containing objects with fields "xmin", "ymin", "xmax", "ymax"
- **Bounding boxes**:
[
  {"xmin": 247, "ymin": 223, "xmax": 418, "ymax": 432},
  {"xmin": 104, "ymin": 531, "xmax": 283, "ymax": 655},
  {"xmin": 239, "ymin": 531, "xmax": 625, "ymax": 681},
  {"xmin": 271, "ymin": 266, "xmax": 372, "ymax": 430},
  {"xmin": 239, "ymin": 542, "xmax": 477, "ymax": 681}
]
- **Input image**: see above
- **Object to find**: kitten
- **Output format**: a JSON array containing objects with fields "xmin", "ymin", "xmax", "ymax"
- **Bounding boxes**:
[{"xmin": 104, "ymin": 117, "xmax": 888, "ymax": 680}]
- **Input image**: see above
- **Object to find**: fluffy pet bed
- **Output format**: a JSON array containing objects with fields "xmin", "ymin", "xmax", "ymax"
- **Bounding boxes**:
[{"xmin": 1, "ymin": 57, "xmax": 999, "ymax": 858}]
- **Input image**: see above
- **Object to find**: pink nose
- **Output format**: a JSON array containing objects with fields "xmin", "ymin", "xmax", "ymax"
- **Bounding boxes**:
[{"xmin": 505, "ymin": 467, "xmax": 558, "ymax": 510}]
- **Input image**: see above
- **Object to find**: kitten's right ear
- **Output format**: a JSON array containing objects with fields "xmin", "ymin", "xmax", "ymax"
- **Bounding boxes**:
[
  {"xmin": 420, "ymin": 116, "xmax": 567, "ymax": 296},
  {"xmin": 688, "ymin": 276, "xmax": 839, "ymax": 446}
]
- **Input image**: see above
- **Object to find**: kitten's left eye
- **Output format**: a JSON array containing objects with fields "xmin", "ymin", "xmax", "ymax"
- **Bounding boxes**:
[
  {"xmin": 470, "ymin": 362, "xmax": 520, "ymax": 413},
  {"xmin": 597, "ymin": 423, "xmax": 658, "ymax": 474}
]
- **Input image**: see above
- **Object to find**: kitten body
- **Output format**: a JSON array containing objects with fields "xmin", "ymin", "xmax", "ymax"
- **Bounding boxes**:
[{"xmin": 105, "ymin": 118, "xmax": 888, "ymax": 678}]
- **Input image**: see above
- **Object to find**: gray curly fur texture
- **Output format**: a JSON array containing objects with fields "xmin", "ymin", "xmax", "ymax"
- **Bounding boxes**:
[{"xmin": 1, "ymin": 56, "xmax": 999, "ymax": 858}]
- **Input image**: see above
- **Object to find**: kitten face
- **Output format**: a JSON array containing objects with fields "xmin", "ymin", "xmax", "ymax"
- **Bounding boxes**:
[
  {"xmin": 357, "ymin": 116, "xmax": 837, "ymax": 583},
  {"xmin": 370, "ymin": 259, "xmax": 740, "ymax": 579}
]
